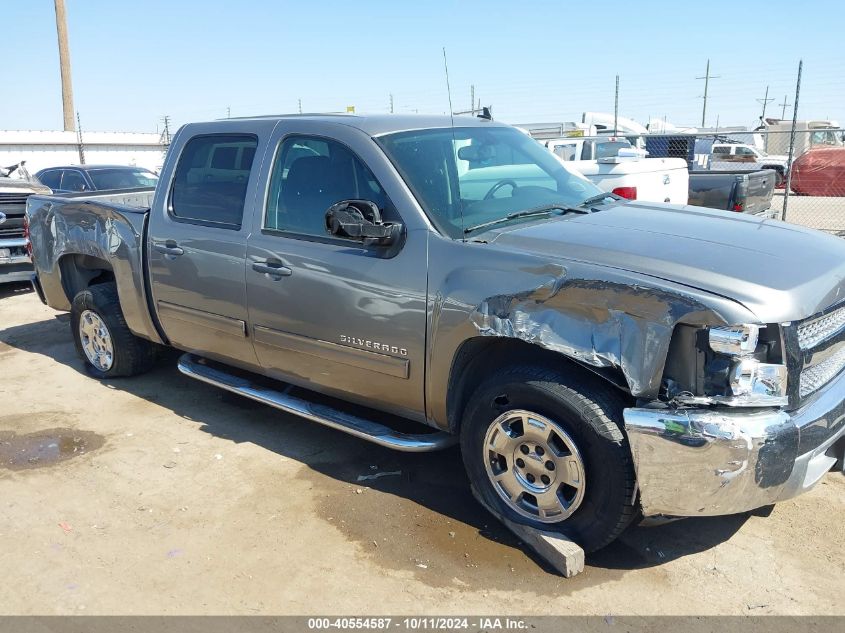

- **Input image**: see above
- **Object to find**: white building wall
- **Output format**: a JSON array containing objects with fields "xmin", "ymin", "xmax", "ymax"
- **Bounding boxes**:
[{"xmin": 0, "ymin": 130, "xmax": 167, "ymax": 174}]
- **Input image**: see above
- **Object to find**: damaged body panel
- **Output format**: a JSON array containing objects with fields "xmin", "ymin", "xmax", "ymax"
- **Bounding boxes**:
[
  {"xmin": 423, "ymin": 235, "xmax": 757, "ymax": 431},
  {"xmin": 27, "ymin": 191, "xmax": 163, "ymax": 345}
]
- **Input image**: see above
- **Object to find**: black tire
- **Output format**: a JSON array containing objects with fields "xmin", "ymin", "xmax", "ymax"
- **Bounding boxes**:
[
  {"xmin": 460, "ymin": 365, "xmax": 636, "ymax": 552},
  {"xmin": 70, "ymin": 282, "xmax": 156, "ymax": 378}
]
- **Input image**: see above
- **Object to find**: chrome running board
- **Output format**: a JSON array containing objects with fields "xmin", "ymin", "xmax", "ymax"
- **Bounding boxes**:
[{"xmin": 177, "ymin": 353, "xmax": 456, "ymax": 452}]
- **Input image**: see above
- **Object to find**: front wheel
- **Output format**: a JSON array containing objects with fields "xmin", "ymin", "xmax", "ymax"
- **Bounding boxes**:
[
  {"xmin": 70, "ymin": 283, "xmax": 156, "ymax": 378},
  {"xmin": 460, "ymin": 365, "xmax": 637, "ymax": 552}
]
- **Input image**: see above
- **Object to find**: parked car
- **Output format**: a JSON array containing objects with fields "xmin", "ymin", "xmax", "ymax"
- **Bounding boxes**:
[
  {"xmin": 0, "ymin": 162, "xmax": 50, "ymax": 284},
  {"xmin": 688, "ymin": 169, "xmax": 776, "ymax": 215},
  {"xmin": 544, "ymin": 137, "xmax": 689, "ymax": 204},
  {"xmin": 27, "ymin": 115, "xmax": 845, "ymax": 553},
  {"xmin": 710, "ymin": 143, "xmax": 789, "ymax": 185},
  {"xmin": 35, "ymin": 164, "xmax": 159, "ymax": 193}
]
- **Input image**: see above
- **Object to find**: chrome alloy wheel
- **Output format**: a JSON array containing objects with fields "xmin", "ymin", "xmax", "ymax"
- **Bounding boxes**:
[
  {"xmin": 79, "ymin": 310, "xmax": 114, "ymax": 372},
  {"xmin": 483, "ymin": 409, "xmax": 586, "ymax": 523}
]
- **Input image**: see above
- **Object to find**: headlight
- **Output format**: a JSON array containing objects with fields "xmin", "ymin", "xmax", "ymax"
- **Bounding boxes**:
[
  {"xmin": 707, "ymin": 324, "xmax": 788, "ymax": 406},
  {"xmin": 729, "ymin": 358, "xmax": 788, "ymax": 405},
  {"xmin": 709, "ymin": 324, "xmax": 760, "ymax": 355},
  {"xmin": 666, "ymin": 324, "xmax": 789, "ymax": 407}
]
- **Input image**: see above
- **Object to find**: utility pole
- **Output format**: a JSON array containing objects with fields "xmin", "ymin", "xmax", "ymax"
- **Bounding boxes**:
[
  {"xmin": 783, "ymin": 60, "xmax": 803, "ymax": 222},
  {"xmin": 160, "ymin": 115, "xmax": 171, "ymax": 147},
  {"xmin": 696, "ymin": 59, "xmax": 720, "ymax": 127},
  {"xmin": 54, "ymin": 0, "xmax": 75, "ymax": 131},
  {"xmin": 389, "ymin": 93, "xmax": 394, "ymax": 114},
  {"xmin": 613, "ymin": 75, "xmax": 619, "ymax": 136},
  {"xmin": 778, "ymin": 94, "xmax": 791, "ymax": 120},
  {"xmin": 76, "ymin": 112, "xmax": 85, "ymax": 164},
  {"xmin": 756, "ymin": 85, "xmax": 774, "ymax": 121}
]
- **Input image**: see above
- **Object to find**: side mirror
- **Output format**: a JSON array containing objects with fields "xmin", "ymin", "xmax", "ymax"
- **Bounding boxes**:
[{"xmin": 325, "ymin": 200, "xmax": 402, "ymax": 247}]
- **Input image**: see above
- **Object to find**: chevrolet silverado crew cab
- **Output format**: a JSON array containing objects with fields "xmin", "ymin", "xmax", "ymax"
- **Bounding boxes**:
[{"xmin": 27, "ymin": 115, "xmax": 845, "ymax": 553}]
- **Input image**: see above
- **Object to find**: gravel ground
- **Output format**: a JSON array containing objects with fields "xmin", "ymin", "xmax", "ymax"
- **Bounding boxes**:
[
  {"xmin": 772, "ymin": 192, "xmax": 845, "ymax": 235},
  {"xmin": 1, "ymin": 284, "xmax": 843, "ymax": 615}
]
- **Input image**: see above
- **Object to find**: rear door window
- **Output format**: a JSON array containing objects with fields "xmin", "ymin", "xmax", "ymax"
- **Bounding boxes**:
[
  {"xmin": 170, "ymin": 134, "xmax": 258, "ymax": 228},
  {"xmin": 60, "ymin": 170, "xmax": 89, "ymax": 192},
  {"xmin": 38, "ymin": 170, "xmax": 62, "ymax": 190}
]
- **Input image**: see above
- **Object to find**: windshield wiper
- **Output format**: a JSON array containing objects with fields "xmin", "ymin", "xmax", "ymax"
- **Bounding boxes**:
[
  {"xmin": 579, "ymin": 192, "xmax": 622, "ymax": 208},
  {"xmin": 463, "ymin": 204, "xmax": 588, "ymax": 235}
]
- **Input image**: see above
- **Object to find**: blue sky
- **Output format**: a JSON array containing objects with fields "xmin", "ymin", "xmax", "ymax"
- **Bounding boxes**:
[{"xmin": 3, "ymin": 0, "xmax": 844, "ymax": 133}]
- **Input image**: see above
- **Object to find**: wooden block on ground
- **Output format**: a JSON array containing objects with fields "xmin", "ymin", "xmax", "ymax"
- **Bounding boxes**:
[{"xmin": 471, "ymin": 485, "xmax": 585, "ymax": 578}]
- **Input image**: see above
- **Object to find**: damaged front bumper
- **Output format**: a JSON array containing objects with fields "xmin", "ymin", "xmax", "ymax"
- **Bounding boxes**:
[{"xmin": 624, "ymin": 367, "xmax": 845, "ymax": 517}]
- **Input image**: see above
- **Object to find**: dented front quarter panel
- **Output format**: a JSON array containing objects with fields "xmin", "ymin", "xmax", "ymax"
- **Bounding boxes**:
[{"xmin": 424, "ymin": 232, "xmax": 758, "ymax": 430}]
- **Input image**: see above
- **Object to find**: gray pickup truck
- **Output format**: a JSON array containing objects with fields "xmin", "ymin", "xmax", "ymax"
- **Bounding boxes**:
[
  {"xmin": 27, "ymin": 115, "xmax": 845, "ymax": 553},
  {"xmin": 688, "ymin": 169, "xmax": 777, "ymax": 216}
]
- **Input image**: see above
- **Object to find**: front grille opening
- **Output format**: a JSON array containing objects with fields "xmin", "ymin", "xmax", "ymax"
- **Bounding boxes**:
[
  {"xmin": 798, "ymin": 304, "xmax": 845, "ymax": 350},
  {"xmin": 800, "ymin": 345, "xmax": 845, "ymax": 398}
]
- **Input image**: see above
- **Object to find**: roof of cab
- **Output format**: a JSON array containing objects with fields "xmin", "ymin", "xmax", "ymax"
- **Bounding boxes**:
[
  {"xmin": 36, "ymin": 164, "xmax": 157, "ymax": 173},
  {"xmin": 219, "ymin": 113, "xmax": 508, "ymax": 136}
]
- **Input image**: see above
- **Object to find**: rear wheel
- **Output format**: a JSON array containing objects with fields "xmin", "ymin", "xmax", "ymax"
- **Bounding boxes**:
[
  {"xmin": 460, "ymin": 365, "xmax": 637, "ymax": 552},
  {"xmin": 70, "ymin": 283, "xmax": 156, "ymax": 378}
]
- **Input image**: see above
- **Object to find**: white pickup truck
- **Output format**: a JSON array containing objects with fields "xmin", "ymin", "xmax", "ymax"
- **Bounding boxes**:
[
  {"xmin": 544, "ymin": 137, "xmax": 689, "ymax": 204},
  {"xmin": 710, "ymin": 143, "xmax": 789, "ymax": 185}
]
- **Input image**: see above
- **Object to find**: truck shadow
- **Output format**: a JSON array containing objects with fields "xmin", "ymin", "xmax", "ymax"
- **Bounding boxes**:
[
  {"xmin": 0, "ymin": 281, "xmax": 33, "ymax": 300},
  {"xmin": 0, "ymin": 314, "xmax": 750, "ymax": 577}
]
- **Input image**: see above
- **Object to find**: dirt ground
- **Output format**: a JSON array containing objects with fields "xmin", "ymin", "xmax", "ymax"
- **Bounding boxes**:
[{"xmin": 1, "ymin": 283, "xmax": 843, "ymax": 616}]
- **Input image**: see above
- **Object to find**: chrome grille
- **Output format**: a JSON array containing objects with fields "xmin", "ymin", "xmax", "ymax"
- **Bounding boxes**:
[
  {"xmin": 798, "ymin": 304, "xmax": 845, "ymax": 350},
  {"xmin": 0, "ymin": 193, "xmax": 31, "ymax": 206},
  {"xmin": 800, "ymin": 345, "xmax": 845, "ymax": 397},
  {"xmin": 0, "ymin": 192, "xmax": 30, "ymax": 239},
  {"xmin": 791, "ymin": 300, "xmax": 845, "ymax": 403}
]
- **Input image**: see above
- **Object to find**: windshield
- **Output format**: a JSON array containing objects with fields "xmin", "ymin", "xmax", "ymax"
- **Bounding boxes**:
[
  {"xmin": 87, "ymin": 168, "xmax": 159, "ymax": 190},
  {"xmin": 810, "ymin": 129, "xmax": 843, "ymax": 146},
  {"xmin": 378, "ymin": 126, "xmax": 604, "ymax": 238}
]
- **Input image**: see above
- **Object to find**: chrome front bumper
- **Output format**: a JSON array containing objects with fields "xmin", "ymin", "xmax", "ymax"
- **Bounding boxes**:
[
  {"xmin": 0, "ymin": 237, "xmax": 32, "ymax": 283},
  {"xmin": 624, "ymin": 368, "xmax": 845, "ymax": 517}
]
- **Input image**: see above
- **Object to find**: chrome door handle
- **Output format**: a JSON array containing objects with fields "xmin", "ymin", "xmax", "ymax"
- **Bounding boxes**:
[
  {"xmin": 154, "ymin": 241, "xmax": 184, "ymax": 257},
  {"xmin": 252, "ymin": 261, "xmax": 292, "ymax": 279}
]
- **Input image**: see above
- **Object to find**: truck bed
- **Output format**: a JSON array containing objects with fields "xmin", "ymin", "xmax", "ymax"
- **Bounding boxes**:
[
  {"xmin": 687, "ymin": 169, "xmax": 776, "ymax": 215},
  {"xmin": 26, "ymin": 188, "xmax": 161, "ymax": 344}
]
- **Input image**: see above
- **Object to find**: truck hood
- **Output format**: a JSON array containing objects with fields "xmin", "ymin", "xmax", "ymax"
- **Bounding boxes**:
[{"xmin": 487, "ymin": 202, "xmax": 845, "ymax": 322}]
